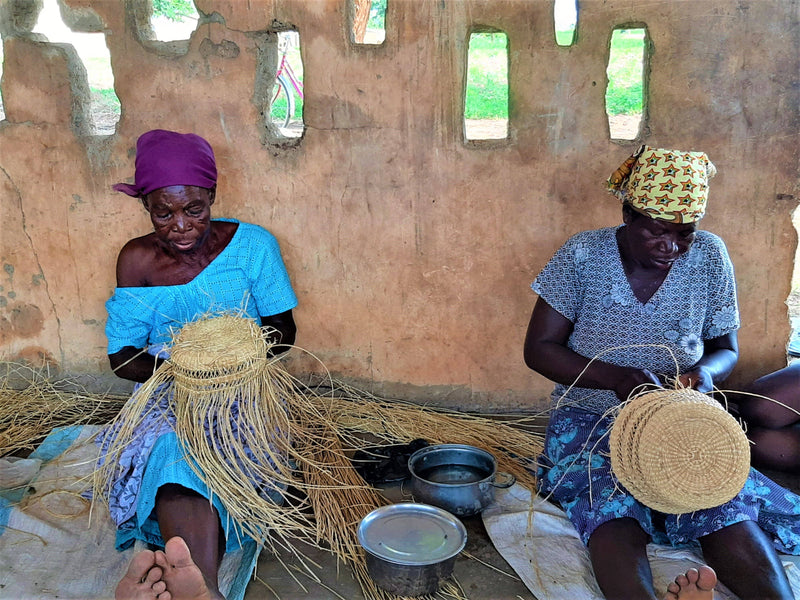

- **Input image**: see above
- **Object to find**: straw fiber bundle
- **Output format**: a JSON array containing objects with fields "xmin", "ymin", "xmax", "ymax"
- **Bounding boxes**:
[
  {"xmin": 0, "ymin": 364, "xmax": 127, "ymax": 457},
  {"xmin": 92, "ymin": 314, "xmax": 544, "ymax": 600},
  {"xmin": 609, "ymin": 387, "xmax": 750, "ymax": 514},
  {"xmin": 94, "ymin": 318, "xmax": 304, "ymax": 545},
  {"xmin": 316, "ymin": 384, "xmax": 543, "ymax": 492}
]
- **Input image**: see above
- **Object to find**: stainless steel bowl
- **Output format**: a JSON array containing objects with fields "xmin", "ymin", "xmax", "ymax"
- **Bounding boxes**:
[
  {"xmin": 358, "ymin": 502, "xmax": 467, "ymax": 597},
  {"xmin": 408, "ymin": 444, "xmax": 516, "ymax": 517}
]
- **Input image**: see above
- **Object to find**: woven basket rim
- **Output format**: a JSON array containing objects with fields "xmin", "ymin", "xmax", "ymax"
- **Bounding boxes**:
[
  {"xmin": 611, "ymin": 395, "xmax": 672, "ymax": 501},
  {"xmin": 610, "ymin": 389, "xmax": 750, "ymax": 514}
]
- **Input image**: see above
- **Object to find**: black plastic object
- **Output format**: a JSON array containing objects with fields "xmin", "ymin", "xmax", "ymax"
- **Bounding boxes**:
[{"xmin": 352, "ymin": 439, "xmax": 429, "ymax": 484}]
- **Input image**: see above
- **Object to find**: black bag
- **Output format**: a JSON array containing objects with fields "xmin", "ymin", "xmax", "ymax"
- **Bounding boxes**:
[{"xmin": 352, "ymin": 438, "xmax": 430, "ymax": 484}]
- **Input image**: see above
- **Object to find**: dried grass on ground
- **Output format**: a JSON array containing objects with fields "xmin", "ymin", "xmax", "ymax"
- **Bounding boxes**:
[{"xmin": 0, "ymin": 364, "xmax": 127, "ymax": 458}]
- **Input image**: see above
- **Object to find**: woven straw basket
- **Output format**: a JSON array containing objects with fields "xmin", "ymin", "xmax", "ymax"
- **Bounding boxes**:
[
  {"xmin": 169, "ymin": 315, "xmax": 269, "ymax": 391},
  {"xmin": 609, "ymin": 388, "xmax": 750, "ymax": 514}
]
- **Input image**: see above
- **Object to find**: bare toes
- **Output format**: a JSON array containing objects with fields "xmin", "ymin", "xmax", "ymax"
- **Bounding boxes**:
[
  {"xmin": 667, "ymin": 581, "xmax": 681, "ymax": 594},
  {"xmin": 696, "ymin": 565, "xmax": 717, "ymax": 591},
  {"xmin": 116, "ymin": 550, "xmax": 163, "ymax": 600},
  {"xmin": 675, "ymin": 571, "xmax": 691, "ymax": 587},
  {"xmin": 143, "ymin": 566, "xmax": 163, "ymax": 586},
  {"xmin": 126, "ymin": 550, "xmax": 157, "ymax": 581},
  {"xmin": 158, "ymin": 536, "xmax": 216, "ymax": 600},
  {"xmin": 663, "ymin": 565, "xmax": 716, "ymax": 600}
]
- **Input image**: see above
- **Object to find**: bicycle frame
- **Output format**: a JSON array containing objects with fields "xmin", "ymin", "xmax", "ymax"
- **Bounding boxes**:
[{"xmin": 277, "ymin": 53, "xmax": 304, "ymax": 100}]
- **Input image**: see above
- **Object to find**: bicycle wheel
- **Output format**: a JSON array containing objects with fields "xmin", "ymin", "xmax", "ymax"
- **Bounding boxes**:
[{"xmin": 270, "ymin": 73, "xmax": 295, "ymax": 129}]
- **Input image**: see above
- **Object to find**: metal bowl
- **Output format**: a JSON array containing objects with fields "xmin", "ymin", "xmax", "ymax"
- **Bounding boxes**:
[
  {"xmin": 358, "ymin": 503, "xmax": 467, "ymax": 596},
  {"xmin": 408, "ymin": 444, "xmax": 515, "ymax": 517}
]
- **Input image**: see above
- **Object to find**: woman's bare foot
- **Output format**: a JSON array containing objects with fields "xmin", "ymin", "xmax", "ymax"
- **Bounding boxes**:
[
  {"xmin": 154, "ymin": 536, "xmax": 222, "ymax": 600},
  {"xmin": 664, "ymin": 565, "xmax": 717, "ymax": 600},
  {"xmin": 115, "ymin": 549, "xmax": 169, "ymax": 600}
]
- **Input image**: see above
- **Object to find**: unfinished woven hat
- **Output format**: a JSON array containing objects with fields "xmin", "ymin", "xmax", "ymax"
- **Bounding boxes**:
[
  {"xmin": 609, "ymin": 388, "xmax": 750, "ymax": 514},
  {"xmin": 169, "ymin": 314, "xmax": 270, "ymax": 391}
]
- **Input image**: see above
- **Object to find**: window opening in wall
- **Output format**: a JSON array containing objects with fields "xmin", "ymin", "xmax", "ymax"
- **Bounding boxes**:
[
  {"xmin": 0, "ymin": 44, "xmax": 5, "ymax": 121},
  {"xmin": 270, "ymin": 31, "xmax": 304, "ymax": 138},
  {"xmin": 352, "ymin": 0, "xmax": 386, "ymax": 44},
  {"xmin": 32, "ymin": 0, "xmax": 119, "ymax": 135},
  {"xmin": 606, "ymin": 27, "xmax": 646, "ymax": 140},
  {"xmin": 151, "ymin": 0, "xmax": 199, "ymax": 42},
  {"xmin": 788, "ymin": 208, "xmax": 800, "ymax": 361},
  {"xmin": 464, "ymin": 31, "xmax": 509, "ymax": 141},
  {"xmin": 554, "ymin": 0, "xmax": 578, "ymax": 46}
]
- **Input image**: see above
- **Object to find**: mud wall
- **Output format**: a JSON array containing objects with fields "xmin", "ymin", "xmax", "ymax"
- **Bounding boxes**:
[{"xmin": 1, "ymin": 0, "xmax": 798, "ymax": 410}]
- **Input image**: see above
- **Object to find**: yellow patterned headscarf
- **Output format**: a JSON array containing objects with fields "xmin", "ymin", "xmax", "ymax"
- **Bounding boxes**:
[{"xmin": 608, "ymin": 145, "xmax": 716, "ymax": 223}]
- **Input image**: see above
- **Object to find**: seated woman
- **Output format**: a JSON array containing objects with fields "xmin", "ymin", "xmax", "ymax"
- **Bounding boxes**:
[
  {"xmin": 524, "ymin": 145, "xmax": 800, "ymax": 600},
  {"xmin": 736, "ymin": 361, "xmax": 800, "ymax": 472},
  {"xmin": 98, "ymin": 130, "xmax": 298, "ymax": 600}
]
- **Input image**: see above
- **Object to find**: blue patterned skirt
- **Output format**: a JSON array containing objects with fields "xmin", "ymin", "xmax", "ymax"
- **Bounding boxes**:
[
  {"xmin": 537, "ymin": 405, "xmax": 800, "ymax": 552},
  {"xmin": 96, "ymin": 382, "xmax": 287, "ymax": 553}
]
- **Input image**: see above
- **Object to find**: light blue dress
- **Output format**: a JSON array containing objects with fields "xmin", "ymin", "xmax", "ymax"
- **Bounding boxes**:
[
  {"xmin": 533, "ymin": 226, "xmax": 800, "ymax": 553},
  {"xmin": 98, "ymin": 219, "xmax": 298, "ymax": 552}
]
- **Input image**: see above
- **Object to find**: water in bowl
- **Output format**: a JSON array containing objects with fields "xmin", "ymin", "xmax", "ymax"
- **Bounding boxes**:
[{"xmin": 417, "ymin": 464, "xmax": 489, "ymax": 484}]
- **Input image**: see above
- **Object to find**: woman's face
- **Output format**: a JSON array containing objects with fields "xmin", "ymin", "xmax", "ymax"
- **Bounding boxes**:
[
  {"xmin": 623, "ymin": 209, "xmax": 698, "ymax": 271},
  {"xmin": 142, "ymin": 185, "xmax": 215, "ymax": 254}
]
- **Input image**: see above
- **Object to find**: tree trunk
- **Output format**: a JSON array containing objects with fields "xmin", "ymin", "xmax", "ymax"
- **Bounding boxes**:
[{"xmin": 353, "ymin": 0, "xmax": 372, "ymax": 43}]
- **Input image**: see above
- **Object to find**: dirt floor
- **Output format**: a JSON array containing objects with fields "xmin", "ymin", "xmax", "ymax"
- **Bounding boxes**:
[
  {"xmin": 240, "ymin": 465, "xmax": 800, "ymax": 600},
  {"xmin": 242, "ymin": 469, "xmax": 800, "ymax": 600},
  {"xmin": 243, "ymin": 480, "xmax": 537, "ymax": 600}
]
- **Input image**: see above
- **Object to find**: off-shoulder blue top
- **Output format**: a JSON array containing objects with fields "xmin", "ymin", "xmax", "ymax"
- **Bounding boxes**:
[{"xmin": 105, "ymin": 219, "xmax": 297, "ymax": 354}]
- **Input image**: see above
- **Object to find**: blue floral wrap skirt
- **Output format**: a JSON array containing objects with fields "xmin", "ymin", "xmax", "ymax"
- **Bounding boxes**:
[{"xmin": 537, "ymin": 405, "xmax": 800, "ymax": 553}]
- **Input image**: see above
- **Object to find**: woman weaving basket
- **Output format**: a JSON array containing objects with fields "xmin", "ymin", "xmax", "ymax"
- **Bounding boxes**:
[
  {"xmin": 524, "ymin": 146, "xmax": 800, "ymax": 600},
  {"xmin": 97, "ymin": 130, "xmax": 298, "ymax": 600}
]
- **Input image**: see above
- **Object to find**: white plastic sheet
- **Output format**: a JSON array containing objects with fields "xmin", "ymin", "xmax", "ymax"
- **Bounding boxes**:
[
  {"xmin": 0, "ymin": 425, "xmax": 258, "ymax": 600},
  {"xmin": 482, "ymin": 483, "xmax": 800, "ymax": 600}
]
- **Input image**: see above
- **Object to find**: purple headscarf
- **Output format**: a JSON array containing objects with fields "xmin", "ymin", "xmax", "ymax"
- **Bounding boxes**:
[{"xmin": 113, "ymin": 129, "xmax": 217, "ymax": 198}]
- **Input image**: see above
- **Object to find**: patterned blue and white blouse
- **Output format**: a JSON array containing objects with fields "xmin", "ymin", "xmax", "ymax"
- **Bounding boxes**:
[{"xmin": 531, "ymin": 226, "xmax": 740, "ymax": 415}]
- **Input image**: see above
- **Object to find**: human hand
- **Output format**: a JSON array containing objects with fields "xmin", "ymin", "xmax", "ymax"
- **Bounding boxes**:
[
  {"xmin": 678, "ymin": 367, "xmax": 713, "ymax": 393},
  {"xmin": 614, "ymin": 368, "xmax": 663, "ymax": 402}
]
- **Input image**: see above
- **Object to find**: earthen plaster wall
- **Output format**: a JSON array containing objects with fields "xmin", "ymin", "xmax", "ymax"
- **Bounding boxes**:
[{"xmin": 0, "ymin": 0, "xmax": 798, "ymax": 410}]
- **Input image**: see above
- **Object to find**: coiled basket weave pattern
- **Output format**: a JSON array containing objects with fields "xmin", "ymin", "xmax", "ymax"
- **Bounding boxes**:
[{"xmin": 609, "ymin": 388, "xmax": 750, "ymax": 514}]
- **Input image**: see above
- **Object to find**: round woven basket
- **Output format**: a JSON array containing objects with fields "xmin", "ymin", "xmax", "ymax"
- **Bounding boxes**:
[
  {"xmin": 169, "ymin": 315, "xmax": 269, "ymax": 391},
  {"xmin": 609, "ymin": 388, "xmax": 750, "ymax": 514},
  {"xmin": 609, "ymin": 393, "xmax": 670, "ymax": 504}
]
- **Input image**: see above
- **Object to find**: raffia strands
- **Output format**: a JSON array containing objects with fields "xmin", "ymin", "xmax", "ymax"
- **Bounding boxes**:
[
  {"xmin": 288, "ymin": 387, "xmax": 488, "ymax": 600},
  {"xmin": 92, "ymin": 315, "xmax": 408, "ymax": 597},
  {"xmin": 316, "ymin": 388, "xmax": 543, "ymax": 492},
  {"xmin": 0, "ymin": 363, "xmax": 127, "ymax": 457},
  {"xmin": 298, "ymin": 436, "xmax": 391, "ymax": 599},
  {"xmin": 95, "ymin": 316, "xmax": 322, "ymax": 556},
  {"xmin": 291, "ymin": 384, "xmax": 543, "ymax": 600},
  {"xmin": 295, "ymin": 434, "xmax": 467, "ymax": 600},
  {"xmin": 299, "ymin": 435, "xmax": 386, "ymax": 556},
  {"xmin": 92, "ymin": 314, "xmax": 545, "ymax": 600},
  {"xmin": 170, "ymin": 316, "xmax": 304, "ymax": 546},
  {"xmin": 609, "ymin": 387, "xmax": 750, "ymax": 514}
]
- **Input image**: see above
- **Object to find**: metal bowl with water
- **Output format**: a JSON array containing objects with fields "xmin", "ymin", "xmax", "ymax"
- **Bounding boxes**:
[{"xmin": 408, "ymin": 443, "xmax": 515, "ymax": 517}]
